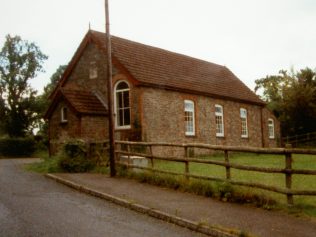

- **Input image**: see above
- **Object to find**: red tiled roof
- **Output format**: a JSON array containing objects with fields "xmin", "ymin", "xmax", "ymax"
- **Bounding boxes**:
[
  {"xmin": 60, "ymin": 89, "xmax": 107, "ymax": 115},
  {"xmin": 45, "ymin": 88, "xmax": 107, "ymax": 119},
  {"xmin": 90, "ymin": 30, "xmax": 264, "ymax": 105}
]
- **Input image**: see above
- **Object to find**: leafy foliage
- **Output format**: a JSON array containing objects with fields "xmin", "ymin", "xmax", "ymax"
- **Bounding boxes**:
[
  {"xmin": 0, "ymin": 35, "xmax": 48, "ymax": 137},
  {"xmin": 58, "ymin": 140, "xmax": 97, "ymax": 172},
  {"xmin": 255, "ymin": 68, "xmax": 316, "ymax": 136},
  {"xmin": 43, "ymin": 64, "xmax": 67, "ymax": 99}
]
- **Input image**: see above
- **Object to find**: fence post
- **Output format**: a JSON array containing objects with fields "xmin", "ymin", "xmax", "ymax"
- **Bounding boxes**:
[
  {"xmin": 224, "ymin": 150, "xmax": 231, "ymax": 180},
  {"xmin": 149, "ymin": 145, "xmax": 154, "ymax": 168},
  {"xmin": 127, "ymin": 144, "xmax": 131, "ymax": 170},
  {"xmin": 87, "ymin": 142, "xmax": 92, "ymax": 159},
  {"xmin": 285, "ymin": 144, "xmax": 293, "ymax": 205},
  {"xmin": 184, "ymin": 146, "xmax": 190, "ymax": 181}
]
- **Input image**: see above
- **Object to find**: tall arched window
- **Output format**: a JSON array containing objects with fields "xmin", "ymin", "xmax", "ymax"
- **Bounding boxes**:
[
  {"xmin": 268, "ymin": 118, "xmax": 275, "ymax": 139},
  {"xmin": 215, "ymin": 104, "xmax": 224, "ymax": 137},
  {"xmin": 184, "ymin": 100, "xmax": 195, "ymax": 136},
  {"xmin": 114, "ymin": 81, "xmax": 131, "ymax": 128},
  {"xmin": 240, "ymin": 108, "xmax": 248, "ymax": 138},
  {"xmin": 61, "ymin": 106, "xmax": 68, "ymax": 123}
]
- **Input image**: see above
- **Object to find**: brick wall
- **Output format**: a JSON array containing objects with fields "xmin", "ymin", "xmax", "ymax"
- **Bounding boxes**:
[
  {"xmin": 49, "ymin": 104, "xmax": 109, "ymax": 154},
  {"xmin": 140, "ymin": 87, "xmax": 280, "ymax": 155},
  {"xmin": 65, "ymin": 43, "xmax": 109, "ymax": 101},
  {"xmin": 49, "ymin": 101, "xmax": 81, "ymax": 154},
  {"xmin": 81, "ymin": 115, "xmax": 108, "ymax": 141},
  {"xmin": 262, "ymin": 107, "xmax": 281, "ymax": 147},
  {"xmin": 141, "ymin": 88, "xmax": 264, "ymax": 145}
]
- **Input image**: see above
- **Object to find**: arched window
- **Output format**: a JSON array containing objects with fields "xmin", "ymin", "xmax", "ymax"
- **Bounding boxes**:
[
  {"xmin": 268, "ymin": 118, "xmax": 275, "ymax": 139},
  {"xmin": 240, "ymin": 108, "xmax": 248, "ymax": 138},
  {"xmin": 114, "ymin": 81, "xmax": 131, "ymax": 128},
  {"xmin": 61, "ymin": 107, "xmax": 68, "ymax": 123},
  {"xmin": 215, "ymin": 104, "xmax": 224, "ymax": 137},
  {"xmin": 184, "ymin": 100, "xmax": 195, "ymax": 136}
]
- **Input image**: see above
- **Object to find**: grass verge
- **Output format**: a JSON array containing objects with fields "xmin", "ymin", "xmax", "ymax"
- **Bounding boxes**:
[
  {"xmin": 26, "ymin": 150, "xmax": 110, "ymax": 174},
  {"xmin": 117, "ymin": 155, "xmax": 316, "ymax": 219},
  {"xmin": 117, "ymin": 167, "xmax": 277, "ymax": 209},
  {"xmin": 25, "ymin": 155, "xmax": 63, "ymax": 173}
]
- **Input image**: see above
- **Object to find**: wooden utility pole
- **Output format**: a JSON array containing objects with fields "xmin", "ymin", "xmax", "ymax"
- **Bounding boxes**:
[{"xmin": 105, "ymin": 0, "xmax": 116, "ymax": 176}]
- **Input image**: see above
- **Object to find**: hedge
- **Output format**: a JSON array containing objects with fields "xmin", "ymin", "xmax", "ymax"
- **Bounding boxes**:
[{"xmin": 0, "ymin": 137, "xmax": 36, "ymax": 157}]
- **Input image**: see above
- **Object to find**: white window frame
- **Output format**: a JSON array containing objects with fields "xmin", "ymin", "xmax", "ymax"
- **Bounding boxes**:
[
  {"xmin": 268, "ymin": 118, "xmax": 275, "ymax": 139},
  {"xmin": 215, "ymin": 104, "xmax": 224, "ymax": 137},
  {"xmin": 240, "ymin": 108, "xmax": 248, "ymax": 138},
  {"xmin": 184, "ymin": 100, "xmax": 195, "ymax": 136},
  {"xmin": 114, "ymin": 80, "xmax": 131, "ymax": 129},
  {"xmin": 61, "ymin": 107, "xmax": 68, "ymax": 123},
  {"xmin": 89, "ymin": 61, "xmax": 98, "ymax": 79}
]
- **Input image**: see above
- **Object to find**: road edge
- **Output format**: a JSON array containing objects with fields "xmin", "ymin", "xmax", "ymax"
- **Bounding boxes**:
[{"xmin": 45, "ymin": 173, "xmax": 238, "ymax": 237}]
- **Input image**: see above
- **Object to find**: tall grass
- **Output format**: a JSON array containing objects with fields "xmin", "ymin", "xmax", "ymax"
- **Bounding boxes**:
[
  {"xmin": 26, "ymin": 150, "xmax": 109, "ymax": 174},
  {"xmin": 25, "ymin": 155, "xmax": 63, "ymax": 173}
]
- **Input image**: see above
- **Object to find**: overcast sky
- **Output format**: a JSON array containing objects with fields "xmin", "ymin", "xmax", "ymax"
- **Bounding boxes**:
[{"xmin": 1, "ymin": 0, "xmax": 315, "ymax": 93}]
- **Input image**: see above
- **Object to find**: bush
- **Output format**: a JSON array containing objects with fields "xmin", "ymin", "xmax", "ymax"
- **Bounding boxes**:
[
  {"xmin": 58, "ymin": 140, "xmax": 96, "ymax": 172},
  {"xmin": 33, "ymin": 135, "xmax": 49, "ymax": 151},
  {"xmin": 0, "ymin": 137, "xmax": 36, "ymax": 157}
]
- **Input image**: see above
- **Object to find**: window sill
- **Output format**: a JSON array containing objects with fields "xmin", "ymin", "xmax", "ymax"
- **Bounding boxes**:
[
  {"xmin": 115, "ymin": 126, "xmax": 131, "ymax": 130},
  {"xmin": 185, "ymin": 134, "xmax": 196, "ymax": 138}
]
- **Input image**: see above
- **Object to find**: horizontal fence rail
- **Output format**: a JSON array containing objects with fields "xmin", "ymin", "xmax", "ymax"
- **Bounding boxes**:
[
  {"xmin": 114, "ymin": 141, "xmax": 316, "ymax": 205},
  {"xmin": 282, "ymin": 131, "xmax": 316, "ymax": 147}
]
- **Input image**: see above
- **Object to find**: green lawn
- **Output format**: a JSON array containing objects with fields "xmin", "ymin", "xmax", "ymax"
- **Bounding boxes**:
[{"xmin": 154, "ymin": 152, "xmax": 316, "ymax": 215}]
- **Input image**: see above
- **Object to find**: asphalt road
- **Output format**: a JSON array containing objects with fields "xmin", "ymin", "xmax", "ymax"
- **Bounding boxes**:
[{"xmin": 0, "ymin": 159, "xmax": 206, "ymax": 237}]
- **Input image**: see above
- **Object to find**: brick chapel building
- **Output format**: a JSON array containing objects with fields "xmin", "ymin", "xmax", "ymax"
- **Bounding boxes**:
[{"xmin": 45, "ymin": 30, "xmax": 280, "ymax": 154}]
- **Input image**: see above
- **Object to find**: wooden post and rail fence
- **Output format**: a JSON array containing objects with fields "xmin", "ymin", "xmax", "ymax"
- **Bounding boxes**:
[
  {"xmin": 108, "ymin": 141, "xmax": 316, "ymax": 206},
  {"xmin": 282, "ymin": 131, "xmax": 316, "ymax": 148}
]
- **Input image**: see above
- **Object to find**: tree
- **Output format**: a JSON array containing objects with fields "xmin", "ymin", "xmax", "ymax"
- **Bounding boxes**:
[
  {"xmin": 254, "ymin": 70, "xmax": 294, "ymax": 117},
  {"xmin": 0, "ymin": 35, "xmax": 48, "ymax": 137},
  {"xmin": 36, "ymin": 64, "xmax": 67, "ymax": 137},
  {"xmin": 42, "ymin": 64, "xmax": 67, "ymax": 99},
  {"xmin": 281, "ymin": 68, "xmax": 316, "ymax": 135},
  {"xmin": 297, "ymin": 67, "xmax": 316, "ymax": 87},
  {"xmin": 255, "ymin": 68, "xmax": 316, "ymax": 137},
  {"xmin": 0, "ymin": 96, "xmax": 5, "ymax": 136},
  {"xmin": 281, "ymin": 82, "xmax": 316, "ymax": 135}
]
